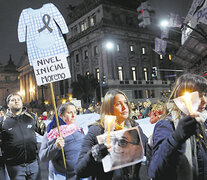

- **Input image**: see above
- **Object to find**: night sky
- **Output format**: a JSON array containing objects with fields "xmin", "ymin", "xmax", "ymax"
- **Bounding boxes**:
[{"xmin": 0, "ymin": 0, "xmax": 192, "ymax": 65}]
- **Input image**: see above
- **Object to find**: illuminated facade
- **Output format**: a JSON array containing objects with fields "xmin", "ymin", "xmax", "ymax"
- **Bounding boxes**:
[
  {"xmin": 0, "ymin": 56, "xmax": 19, "ymax": 107},
  {"xmin": 66, "ymin": 0, "xmax": 177, "ymax": 103},
  {"xmin": 17, "ymin": 54, "xmax": 39, "ymax": 105}
]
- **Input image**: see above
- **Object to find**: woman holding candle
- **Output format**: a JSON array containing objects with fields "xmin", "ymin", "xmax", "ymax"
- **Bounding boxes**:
[
  {"xmin": 39, "ymin": 102, "xmax": 84, "ymax": 180},
  {"xmin": 75, "ymin": 89, "xmax": 148, "ymax": 180},
  {"xmin": 148, "ymin": 73, "xmax": 207, "ymax": 180}
]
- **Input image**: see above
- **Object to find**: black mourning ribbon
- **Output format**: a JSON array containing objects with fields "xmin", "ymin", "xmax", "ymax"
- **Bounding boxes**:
[{"xmin": 38, "ymin": 14, "xmax": 53, "ymax": 33}]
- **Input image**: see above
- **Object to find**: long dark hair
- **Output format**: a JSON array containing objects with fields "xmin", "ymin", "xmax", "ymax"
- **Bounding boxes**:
[{"xmin": 100, "ymin": 89, "xmax": 132, "ymax": 126}]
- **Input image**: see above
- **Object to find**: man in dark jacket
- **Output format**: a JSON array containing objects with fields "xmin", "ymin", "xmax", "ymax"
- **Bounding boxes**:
[
  {"xmin": 1, "ymin": 93, "xmax": 45, "ymax": 180},
  {"xmin": 84, "ymin": 104, "xmax": 94, "ymax": 114}
]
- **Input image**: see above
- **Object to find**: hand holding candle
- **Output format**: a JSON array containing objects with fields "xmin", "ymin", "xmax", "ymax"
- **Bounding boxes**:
[
  {"xmin": 182, "ymin": 92, "xmax": 193, "ymax": 115},
  {"xmin": 104, "ymin": 115, "xmax": 116, "ymax": 146}
]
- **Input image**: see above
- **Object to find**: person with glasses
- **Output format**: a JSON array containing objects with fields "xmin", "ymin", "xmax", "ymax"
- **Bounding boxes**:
[
  {"xmin": 148, "ymin": 73, "xmax": 207, "ymax": 180},
  {"xmin": 109, "ymin": 128, "xmax": 143, "ymax": 167},
  {"xmin": 75, "ymin": 89, "xmax": 148, "ymax": 180},
  {"xmin": 39, "ymin": 102, "xmax": 85, "ymax": 180}
]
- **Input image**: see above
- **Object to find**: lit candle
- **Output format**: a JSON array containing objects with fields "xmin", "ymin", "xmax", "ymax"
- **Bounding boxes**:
[
  {"xmin": 105, "ymin": 115, "xmax": 116, "ymax": 146},
  {"xmin": 183, "ymin": 92, "xmax": 193, "ymax": 114}
]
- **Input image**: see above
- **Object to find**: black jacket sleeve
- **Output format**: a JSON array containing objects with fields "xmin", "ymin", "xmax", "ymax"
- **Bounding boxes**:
[{"xmin": 75, "ymin": 125, "xmax": 104, "ymax": 178}]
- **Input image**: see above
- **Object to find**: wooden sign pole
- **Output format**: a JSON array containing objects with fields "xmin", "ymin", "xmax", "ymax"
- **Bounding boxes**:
[{"xmin": 49, "ymin": 82, "xmax": 67, "ymax": 169}]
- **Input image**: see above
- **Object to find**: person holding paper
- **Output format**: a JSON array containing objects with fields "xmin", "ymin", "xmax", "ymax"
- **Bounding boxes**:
[
  {"xmin": 75, "ymin": 89, "xmax": 148, "ymax": 180},
  {"xmin": 39, "ymin": 102, "xmax": 84, "ymax": 180},
  {"xmin": 148, "ymin": 73, "xmax": 207, "ymax": 180}
]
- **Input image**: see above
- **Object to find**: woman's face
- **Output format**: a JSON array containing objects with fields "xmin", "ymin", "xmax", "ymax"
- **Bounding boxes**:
[
  {"xmin": 198, "ymin": 93, "xmax": 207, "ymax": 112},
  {"xmin": 113, "ymin": 94, "xmax": 129, "ymax": 124},
  {"xmin": 62, "ymin": 105, "xmax": 77, "ymax": 124}
]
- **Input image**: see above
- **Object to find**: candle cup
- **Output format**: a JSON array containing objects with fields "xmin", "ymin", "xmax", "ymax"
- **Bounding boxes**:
[{"xmin": 104, "ymin": 115, "xmax": 116, "ymax": 146}]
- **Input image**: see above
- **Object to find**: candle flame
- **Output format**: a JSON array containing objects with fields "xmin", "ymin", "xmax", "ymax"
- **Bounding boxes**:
[
  {"xmin": 182, "ymin": 91, "xmax": 193, "ymax": 114},
  {"xmin": 183, "ymin": 92, "xmax": 190, "ymax": 100}
]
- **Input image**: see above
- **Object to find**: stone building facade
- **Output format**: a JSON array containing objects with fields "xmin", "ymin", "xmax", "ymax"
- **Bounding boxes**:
[
  {"xmin": 15, "ymin": 0, "xmax": 182, "ymax": 110},
  {"xmin": 67, "ymin": 0, "xmax": 176, "ymax": 103}
]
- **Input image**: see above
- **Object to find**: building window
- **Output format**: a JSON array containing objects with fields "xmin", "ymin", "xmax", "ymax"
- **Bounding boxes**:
[
  {"xmin": 84, "ymin": 22, "xmax": 87, "ymax": 30},
  {"xmin": 146, "ymin": 90, "xmax": 155, "ymax": 98},
  {"xmin": 134, "ymin": 90, "xmax": 143, "ymax": 99},
  {"xmin": 81, "ymin": 21, "xmax": 87, "ymax": 31},
  {"xmin": 146, "ymin": 90, "xmax": 149, "ymax": 98},
  {"xmin": 132, "ymin": 67, "xmax": 136, "ymax": 81},
  {"xmin": 118, "ymin": 66, "xmax": 123, "ymax": 81},
  {"xmin": 96, "ymin": 68, "xmax": 100, "ymax": 81},
  {"xmin": 90, "ymin": 15, "xmax": 96, "ymax": 26},
  {"xmin": 130, "ymin": 45, "xmax": 134, "ymax": 52},
  {"xmin": 75, "ymin": 54, "xmax": 79, "ymax": 63},
  {"xmin": 81, "ymin": 23, "xmax": 85, "ymax": 32},
  {"xmin": 84, "ymin": 50, "xmax": 88, "ymax": 59},
  {"xmin": 94, "ymin": 46, "xmax": 99, "ymax": 55},
  {"xmin": 160, "ymin": 54, "xmax": 163, "ymax": 59},
  {"xmin": 143, "ymin": 67, "xmax": 148, "ymax": 81},
  {"xmin": 142, "ymin": 47, "xmax": 146, "ymax": 54},
  {"xmin": 117, "ymin": 44, "xmax": 120, "ymax": 52}
]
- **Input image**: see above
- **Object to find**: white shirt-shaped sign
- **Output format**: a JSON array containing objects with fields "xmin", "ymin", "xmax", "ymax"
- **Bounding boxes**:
[{"xmin": 32, "ymin": 53, "xmax": 71, "ymax": 86}]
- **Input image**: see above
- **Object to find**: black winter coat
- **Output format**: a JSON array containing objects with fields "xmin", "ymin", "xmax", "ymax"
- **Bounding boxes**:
[
  {"xmin": 75, "ymin": 120, "xmax": 148, "ymax": 180},
  {"xmin": 1, "ymin": 110, "xmax": 43, "ymax": 166}
]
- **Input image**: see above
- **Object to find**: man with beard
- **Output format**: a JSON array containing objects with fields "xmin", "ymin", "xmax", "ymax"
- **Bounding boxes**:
[{"xmin": 0, "ymin": 93, "xmax": 45, "ymax": 180}]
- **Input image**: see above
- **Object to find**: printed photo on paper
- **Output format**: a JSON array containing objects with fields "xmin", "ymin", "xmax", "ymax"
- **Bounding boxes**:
[{"xmin": 97, "ymin": 127, "xmax": 144, "ymax": 172}]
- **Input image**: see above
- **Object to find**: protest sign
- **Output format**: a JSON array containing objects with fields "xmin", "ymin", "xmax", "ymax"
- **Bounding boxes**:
[
  {"xmin": 32, "ymin": 53, "xmax": 71, "ymax": 86},
  {"xmin": 70, "ymin": 99, "xmax": 82, "ymax": 108}
]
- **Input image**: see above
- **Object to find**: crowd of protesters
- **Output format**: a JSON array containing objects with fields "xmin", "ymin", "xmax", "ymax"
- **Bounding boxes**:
[
  {"xmin": 0, "ymin": 73, "xmax": 207, "ymax": 180},
  {"xmin": 129, "ymin": 99, "xmax": 164, "ymax": 124}
]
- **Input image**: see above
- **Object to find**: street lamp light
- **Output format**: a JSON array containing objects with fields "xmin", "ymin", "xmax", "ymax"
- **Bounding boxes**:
[
  {"xmin": 98, "ymin": 41, "xmax": 115, "ymax": 102},
  {"xmin": 160, "ymin": 19, "xmax": 169, "ymax": 28},
  {"xmin": 105, "ymin": 41, "xmax": 114, "ymax": 51}
]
